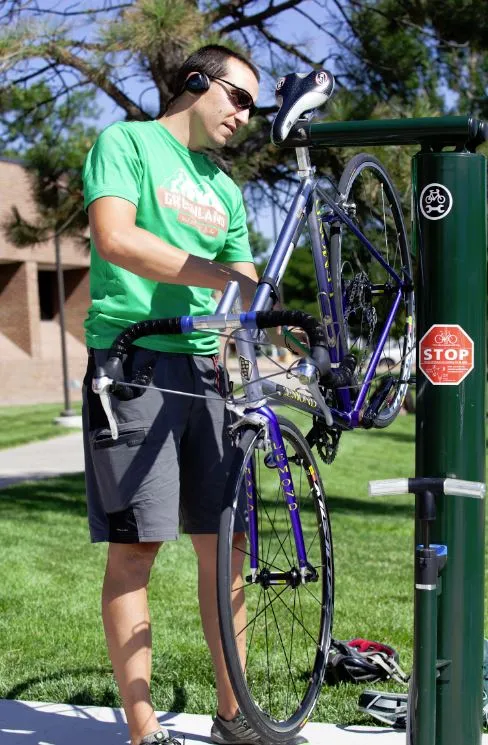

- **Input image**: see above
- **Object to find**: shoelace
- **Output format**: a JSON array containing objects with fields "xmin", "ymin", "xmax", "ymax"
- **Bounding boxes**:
[
  {"xmin": 141, "ymin": 732, "xmax": 185, "ymax": 745},
  {"xmin": 229, "ymin": 714, "xmax": 260, "ymax": 741}
]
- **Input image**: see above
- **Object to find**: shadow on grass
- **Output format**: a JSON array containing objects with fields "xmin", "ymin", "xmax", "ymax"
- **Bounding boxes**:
[
  {"xmin": 0, "ymin": 474, "xmax": 86, "ymax": 517},
  {"xmin": 375, "ymin": 429, "xmax": 415, "ymax": 445},
  {"xmin": 257, "ymin": 492, "xmax": 413, "ymax": 519},
  {"xmin": 5, "ymin": 666, "xmax": 190, "ymax": 715},
  {"xmin": 327, "ymin": 493, "xmax": 413, "ymax": 518},
  {"xmin": 5, "ymin": 666, "xmax": 114, "ymax": 703}
]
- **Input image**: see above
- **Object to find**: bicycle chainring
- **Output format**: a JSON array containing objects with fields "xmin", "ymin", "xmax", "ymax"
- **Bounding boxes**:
[{"xmin": 309, "ymin": 418, "xmax": 342, "ymax": 465}]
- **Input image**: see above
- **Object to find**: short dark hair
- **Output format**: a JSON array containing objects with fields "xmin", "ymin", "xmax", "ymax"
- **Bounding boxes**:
[{"xmin": 169, "ymin": 44, "xmax": 259, "ymax": 104}]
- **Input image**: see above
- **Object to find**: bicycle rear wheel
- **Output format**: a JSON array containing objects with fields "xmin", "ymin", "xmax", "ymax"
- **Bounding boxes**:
[
  {"xmin": 217, "ymin": 416, "xmax": 334, "ymax": 743},
  {"xmin": 329, "ymin": 153, "xmax": 415, "ymax": 427}
]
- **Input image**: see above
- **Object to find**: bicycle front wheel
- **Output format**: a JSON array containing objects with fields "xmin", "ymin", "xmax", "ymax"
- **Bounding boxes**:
[
  {"xmin": 217, "ymin": 417, "xmax": 334, "ymax": 743},
  {"xmin": 330, "ymin": 153, "xmax": 415, "ymax": 428}
]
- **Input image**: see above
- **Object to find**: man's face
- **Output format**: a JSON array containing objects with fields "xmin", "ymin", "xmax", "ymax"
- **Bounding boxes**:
[{"xmin": 190, "ymin": 57, "xmax": 259, "ymax": 149}]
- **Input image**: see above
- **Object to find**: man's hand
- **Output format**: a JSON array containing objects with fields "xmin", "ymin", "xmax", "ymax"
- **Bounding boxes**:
[
  {"xmin": 267, "ymin": 326, "xmax": 310, "ymax": 356},
  {"xmin": 223, "ymin": 261, "xmax": 258, "ymax": 310}
]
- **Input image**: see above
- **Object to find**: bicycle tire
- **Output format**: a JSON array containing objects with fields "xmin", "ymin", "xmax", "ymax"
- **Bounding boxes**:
[
  {"xmin": 217, "ymin": 417, "xmax": 334, "ymax": 743},
  {"xmin": 329, "ymin": 153, "xmax": 415, "ymax": 428}
]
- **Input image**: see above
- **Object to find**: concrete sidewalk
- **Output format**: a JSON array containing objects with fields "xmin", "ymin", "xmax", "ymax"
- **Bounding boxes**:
[
  {"xmin": 0, "ymin": 431, "xmax": 84, "ymax": 488},
  {"xmin": 0, "ymin": 699, "xmax": 410, "ymax": 744},
  {"xmin": 2, "ymin": 700, "xmax": 487, "ymax": 744}
]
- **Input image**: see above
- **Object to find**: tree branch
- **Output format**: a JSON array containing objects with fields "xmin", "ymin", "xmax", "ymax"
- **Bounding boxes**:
[
  {"xmin": 219, "ymin": 0, "xmax": 302, "ymax": 33},
  {"xmin": 29, "ymin": 3, "xmax": 132, "ymax": 16},
  {"xmin": 257, "ymin": 25, "xmax": 318, "ymax": 68},
  {"xmin": 44, "ymin": 42, "xmax": 150, "ymax": 120}
]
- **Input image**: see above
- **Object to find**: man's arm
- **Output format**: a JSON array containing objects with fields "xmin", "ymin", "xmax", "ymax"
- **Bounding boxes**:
[{"xmin": 88, "ymin": 196, "xmax": 258, "ymax": 309}]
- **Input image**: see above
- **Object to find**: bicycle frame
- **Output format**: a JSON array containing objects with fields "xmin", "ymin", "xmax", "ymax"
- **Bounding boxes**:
[{"xmin": 218, "ymin": 145, "xmax": 413, "ymax": 430}]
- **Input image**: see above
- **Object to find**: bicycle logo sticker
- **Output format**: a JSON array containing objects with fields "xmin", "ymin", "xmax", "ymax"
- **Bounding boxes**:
[
  {"xmin": 239, "ymin": 355, "xmax": 253, "ymax": 382},
  {"xmin": 419, "ymin": 183, "xmax": 453, "ymax": 221}
]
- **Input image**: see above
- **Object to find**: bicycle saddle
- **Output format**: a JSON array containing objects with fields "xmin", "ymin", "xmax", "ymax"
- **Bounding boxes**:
[{"xmin": 271, "ymin": 70, "xmax": 335, "ymax": 146}]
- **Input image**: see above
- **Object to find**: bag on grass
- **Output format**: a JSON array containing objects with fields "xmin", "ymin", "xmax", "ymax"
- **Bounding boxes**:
[{"xmin": 325, "ymin": 638, "xmax": 409, "ymax": 686}]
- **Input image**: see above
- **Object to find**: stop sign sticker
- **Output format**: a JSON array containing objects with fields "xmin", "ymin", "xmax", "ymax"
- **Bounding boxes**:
[{"xmin": 419, "ymin": 324, "xmax": 474, "ymax": 385}]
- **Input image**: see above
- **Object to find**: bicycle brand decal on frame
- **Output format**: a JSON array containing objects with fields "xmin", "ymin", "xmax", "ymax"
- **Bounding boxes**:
[
  {"xmin": 419, "ymin": 324, "xmax": 474, "ymax": 385},
  {"xmin": 419, "ymin": 183, "xmax": 453, "ymax": 221},
  {"xmin": 239, "ymin": 355, "xmax": 253, "ymax": 382}
]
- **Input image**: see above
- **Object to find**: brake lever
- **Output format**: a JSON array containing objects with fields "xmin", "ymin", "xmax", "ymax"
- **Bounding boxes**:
[{"xmin": 92, "ymin": 375, "xmax": 119, "ymax": 440}]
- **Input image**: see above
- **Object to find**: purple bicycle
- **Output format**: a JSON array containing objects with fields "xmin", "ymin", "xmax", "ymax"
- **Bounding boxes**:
[{"xmin": 93, "ymin": 71, "xmax": 415, "ymax": 743}]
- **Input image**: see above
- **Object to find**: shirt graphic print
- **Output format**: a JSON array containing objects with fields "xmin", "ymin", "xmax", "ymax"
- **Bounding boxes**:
[{"xmin": 157, "ymin": 168, "xmax": 229, "ymax": 238}]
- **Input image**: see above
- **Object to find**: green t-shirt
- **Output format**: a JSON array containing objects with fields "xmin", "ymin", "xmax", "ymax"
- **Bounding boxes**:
[{"xmin": 82, "ymin": 121, "xmax": 253, "ymax": 354}]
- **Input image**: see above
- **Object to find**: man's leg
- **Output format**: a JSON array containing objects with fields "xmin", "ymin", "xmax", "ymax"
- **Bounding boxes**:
[
  {"xmin": 191, "ymin": 533, "xmax": 246, "ymax": 720},
  {"xmin": 102, "ymin": 541, "xmax": 162, "ymax": 745}
]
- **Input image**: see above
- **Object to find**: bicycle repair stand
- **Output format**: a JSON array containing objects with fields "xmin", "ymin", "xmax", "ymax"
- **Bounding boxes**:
[{"xmin": 287, "ymin": 116, "xmax": 488, "ymax": 744}]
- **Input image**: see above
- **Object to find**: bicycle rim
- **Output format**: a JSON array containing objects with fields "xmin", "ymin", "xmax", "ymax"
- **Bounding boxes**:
[
  {"xmin": 217, "ymin": 418, "xmax": 334, "ymax": 742},
  {"xmin": 330, "ymin": 153, "xmax": 415, "ymax": 427}
]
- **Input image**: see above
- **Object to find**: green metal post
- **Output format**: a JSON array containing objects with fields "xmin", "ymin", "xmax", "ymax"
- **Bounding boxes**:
[
  {"xmin": 414, "ymin": 571, "xmax": 438, "ymax": 745},
  {"xmin": 413, "ymin": 151, "xmax": 486, "ymax": 745}
]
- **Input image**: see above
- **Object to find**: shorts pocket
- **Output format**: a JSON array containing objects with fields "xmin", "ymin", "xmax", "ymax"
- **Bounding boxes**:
[{"xmin": 91, "ymin": 427, "xmax": 150, "ymax": 514}]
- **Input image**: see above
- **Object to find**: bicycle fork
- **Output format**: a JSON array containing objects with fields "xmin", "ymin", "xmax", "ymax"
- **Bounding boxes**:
[{"xmin": 245, "ymin": 406, "xmax": 316, "ymax": 588}]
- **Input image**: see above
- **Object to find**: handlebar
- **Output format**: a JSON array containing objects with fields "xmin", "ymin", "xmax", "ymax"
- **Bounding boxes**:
[
  {"xmin": 92, "ymin": 310, "xmax": 357, "ymax": 439},
  {"xmin": 96, "ymin": 310, "xmax": 354, "ymax": 391}
]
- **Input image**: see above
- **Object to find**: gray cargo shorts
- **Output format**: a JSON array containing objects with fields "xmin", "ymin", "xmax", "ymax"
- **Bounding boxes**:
[{"xmin": 82, "ymin": 347, "xmax": 245, "ymax": 543}]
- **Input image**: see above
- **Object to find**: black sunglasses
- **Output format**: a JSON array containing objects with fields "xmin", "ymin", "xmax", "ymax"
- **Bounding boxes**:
[{"xmin": 209, "ymin": 76, "xmax": 257, "ymax": 118}]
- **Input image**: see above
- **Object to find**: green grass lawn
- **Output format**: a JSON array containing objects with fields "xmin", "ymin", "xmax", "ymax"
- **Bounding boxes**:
[
  {"xmin": 0, "ymin": 410, "xmax": 486, "ymax": 729},
  {"xmin": 0, "ymin": 403, "xmax": 82, "ymax": 450}
]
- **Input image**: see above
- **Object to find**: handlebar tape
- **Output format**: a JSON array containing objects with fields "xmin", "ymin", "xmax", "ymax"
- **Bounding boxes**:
[{"xmin": 97, "ymin": 311, "xmax": 355, "ymax": 396}]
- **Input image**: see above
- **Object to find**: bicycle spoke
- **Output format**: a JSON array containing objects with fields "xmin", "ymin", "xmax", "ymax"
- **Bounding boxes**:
[
  {"xmin": 286, "ymin": 590, "xmax": 298, "ymax": 715},
  {"xmin": 264, "ymin": 584, "xmax": 271, "ymax": 714},
  {"xmin": 234, "ymin": 584, "xmax": 290, "ymax": 639},
  {"xmin": 257, "ymin": 487, "xmax": 295, "ymax": 568},
  {"xmin": 231, "ymin": 580, "xmax": 255, "ymax": 594},
  {"xmin": 302, "ymin": 581, "xmax": 324, "ymax": 608},
  {"xmin": 267, "ymin": 586, "xmax": 301, "ymax": 708},
  {"xmin": 232, "ymin": 540, "xmax": 286, "ymax": 574},
  {"xmin": 263, "ymin": 474, "xmax": 284, "ymax": 568},
  {"xmin": 245, "ymin": 587, "xmax": 263, "ymax": 675},
  {"xmin": 297, "ymin": 587, "xmax": 312, "ymax": 672},
  {"xmin": 270, "ymin": 585, "xmax": 322, "ymax": 647}
]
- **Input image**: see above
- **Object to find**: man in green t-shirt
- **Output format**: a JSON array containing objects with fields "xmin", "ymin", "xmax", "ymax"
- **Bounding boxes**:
[{"xmin": 82, "ymin": 45, "xmax": 263, "ymax": 745}]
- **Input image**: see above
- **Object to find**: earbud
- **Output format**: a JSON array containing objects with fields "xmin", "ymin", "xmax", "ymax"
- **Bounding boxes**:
[{"xmin": 184, "ymin": 72, "xmax": 210, "ymax": 94}]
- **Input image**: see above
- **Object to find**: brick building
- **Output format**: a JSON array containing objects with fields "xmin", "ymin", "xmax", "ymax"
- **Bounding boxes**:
[{"xmin": 0, "ymin": 158, "xmax": 90, "ymax": 405}]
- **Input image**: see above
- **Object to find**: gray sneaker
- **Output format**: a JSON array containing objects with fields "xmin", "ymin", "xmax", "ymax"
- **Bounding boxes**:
[
  {"xmin": 210, "ymin": 712, "xmax": 262, "ymax": 744},
  {"xmin": 140, "ymin": 727, "xmax": 184, "ymax": 745}
]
